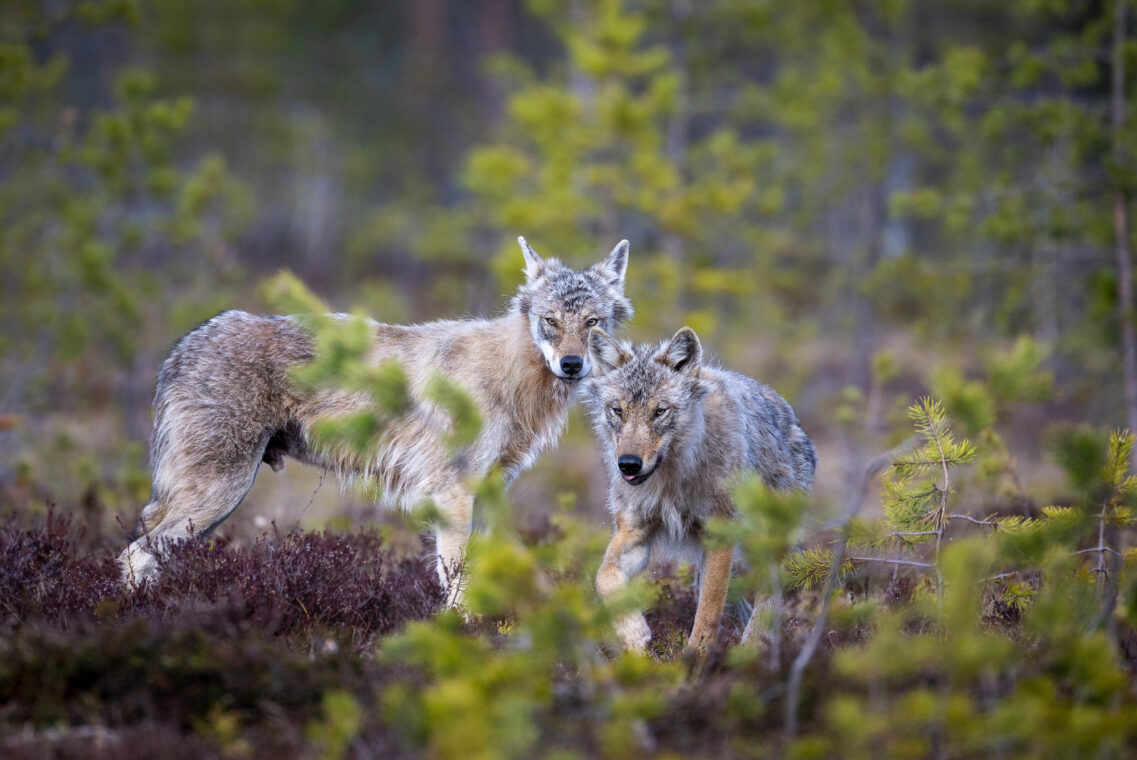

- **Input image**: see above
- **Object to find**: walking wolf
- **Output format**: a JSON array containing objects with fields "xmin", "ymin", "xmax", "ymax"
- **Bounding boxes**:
[
  {"xmin": 120, "ymin": 238, "xmax": 633, "ymax": 606},
  {"xmin": 584, "ymin": 326, "xmax": 816, "ymax": 652}
]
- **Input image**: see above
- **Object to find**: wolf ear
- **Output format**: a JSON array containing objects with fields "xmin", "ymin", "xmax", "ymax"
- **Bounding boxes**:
[
  {"xmin": 517, "ymin": 236, "xmax": 545, "ymax": 281},
  {"xmin": 593, "ymin": 239, "xmax": 629, "ymax": 290},
  {"xmin": 655, "ymin": 326, "xmax": 702, "ymax": 374},
  {"xmin": 589, "ymin": 327, "xmax": 632, "ymax": 373}
]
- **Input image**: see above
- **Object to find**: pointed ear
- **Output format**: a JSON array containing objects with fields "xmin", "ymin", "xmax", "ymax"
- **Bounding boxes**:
[
  {"xmin": 588, "ymin": 327, "xmax": 632, "ymax": 373},
  {"xmin": 655, "ymin": 326, "xmax": 702, "ymax": 374},
  {"xmin": 517, "ymin": 236, "xmax": 544, "ymax": 281},
  {"xmin": 593, "ymin": 239, "xmax": 629, "ymax": 290}
]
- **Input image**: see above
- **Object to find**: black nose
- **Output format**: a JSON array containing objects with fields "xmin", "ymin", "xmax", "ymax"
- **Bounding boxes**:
[
  {"xmin": 561, "ymin": 355, "xmax": 583, "ymax": 375},
  {"xmin": 617, "ymin": 455, "xmax": 642, "ymax": 475}
]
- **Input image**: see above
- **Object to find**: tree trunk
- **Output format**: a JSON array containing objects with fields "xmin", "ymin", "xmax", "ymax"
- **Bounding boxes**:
[
  {"xmin": 476, "ymin": 0, "xmax": 512, "ymax": 122},
  {"xmin": 1113, "ymin": 0, "xmax": 1137, "ymax": 466},
  {"xmin": 664, "ymin": 0, "xmax": 691, "ymax": 264},
  {"xmin": 409, "ymin": 0, "xmax": 448, "ymax": 183}
]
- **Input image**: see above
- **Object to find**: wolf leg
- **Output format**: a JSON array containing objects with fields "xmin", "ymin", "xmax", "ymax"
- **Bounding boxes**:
[
  {"xmin": 596, "ymin": 516, "xmax": 653, "ymax": 651},
  {"xmin": 686, "ymin": 545, "xmax": 734, "ymax": 654},
  {"xmin": 432, "ymin": 485, "xmax": 474, "ymax": 608},
  {"xmin": 118, "ymin": 454, "xmax": 263, "ymax": 587}
]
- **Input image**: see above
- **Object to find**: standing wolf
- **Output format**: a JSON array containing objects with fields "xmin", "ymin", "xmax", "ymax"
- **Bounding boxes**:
[
  {"xmin": 120, "ymin": 237, "xmax": 633, "ymax": 605},
  {"xmin": 584, "ymin": 326, "xmax": 816, "ymax": 653}
]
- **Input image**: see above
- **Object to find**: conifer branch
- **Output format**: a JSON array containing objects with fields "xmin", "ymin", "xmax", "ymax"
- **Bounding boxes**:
[{"xmin": 1089, "ymin": 430, "xmax": 1135, "ymax": 633}]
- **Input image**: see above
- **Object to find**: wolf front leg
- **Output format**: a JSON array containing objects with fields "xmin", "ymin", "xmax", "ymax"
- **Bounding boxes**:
[
  {"xmin": 596, "ymin": 515, "xmax": 653, "ymax": 651},
  {"xmin": 433, "ymin": 485, "xmax": 474, "ymax": 608},
  {"xmin": 686, "ymin": 544, "xmax": 734, "ymax": 654}
]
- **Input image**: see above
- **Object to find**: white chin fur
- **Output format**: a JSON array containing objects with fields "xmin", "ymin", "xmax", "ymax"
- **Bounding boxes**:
[
  {"xmin": 540, "ymin": 342, "xmax": 592, "ymax": 379},
  {"xmin": 550, "ymin": 364, "xmax": 591, "ymax": 380}
]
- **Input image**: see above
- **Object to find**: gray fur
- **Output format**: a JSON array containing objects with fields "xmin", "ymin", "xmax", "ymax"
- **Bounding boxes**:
[
  {"xmin": 120, "ymin": 239, "xmax": 634, "ymax": 605},
  {"xmin": 585, "ymin": 326, "xmax": 816, "ymax": 651}
]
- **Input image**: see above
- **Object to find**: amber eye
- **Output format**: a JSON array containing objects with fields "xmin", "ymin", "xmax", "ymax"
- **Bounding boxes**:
[
  {"xmin": 586, "ymin": 317, "xmax": 599, "ymax": 327},
  {"xmin": 611, "ymin": 406, "xmax": 623, "ymax": 418},
  {"xmin": 545, "ymin": 317, "xmax": 557, "ymax": 327},
  {"xmin": 654, "ymin": 407, "xmax": 668, "ymax": 418}
]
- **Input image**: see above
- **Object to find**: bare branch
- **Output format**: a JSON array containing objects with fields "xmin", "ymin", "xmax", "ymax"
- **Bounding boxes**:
[
  {"xmin": 849, "ymin": 556, "xmax": 936, "ymax": 569},
  {"xmin": 949, "ymin": 514, "xmax": 1000, "ymax": 528},
  {"xmin": 977, "ymin": 570, "xmax": 1022, "ymax": 585},
  {"xmin": 893, "ymin": 457, "xmax": 973, "ymax": 467},
  {"xmin": 1075, "ymin": 546, "xmax": 1124, "ymax": 559}
]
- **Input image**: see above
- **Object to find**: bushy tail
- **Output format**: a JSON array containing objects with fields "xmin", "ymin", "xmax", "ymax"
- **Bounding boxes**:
[
  {"xmin": 787, "ymin": 423, "xmax": 818, "ymax": 491},
  {"xmin": 752, "ymin": 379, "xmax": 818, "ymax": 492}
]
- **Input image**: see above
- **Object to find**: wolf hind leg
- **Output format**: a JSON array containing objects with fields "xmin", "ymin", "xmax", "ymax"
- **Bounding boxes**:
[{"xmin": 118, "ymin": 454, "xmax": 263, "ymax": 587}]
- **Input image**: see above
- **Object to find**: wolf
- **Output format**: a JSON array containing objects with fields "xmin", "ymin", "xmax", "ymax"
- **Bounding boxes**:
[
  {"xmin": 119, "ymin": 237, "xmax": 633, "ymax": 605},
  {"xmin": 584, "ymin": 326, "xmax": 816, "ymax": 653}
]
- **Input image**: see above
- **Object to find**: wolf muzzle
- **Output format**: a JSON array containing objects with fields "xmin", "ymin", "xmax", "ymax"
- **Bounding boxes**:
[
  {"xmin": 560, "ymin": 355, "xmax": 584, "ymax": 376},
  {"xmin": 617, "ymin": 454, "xmax": 658, "ymax": 485}
]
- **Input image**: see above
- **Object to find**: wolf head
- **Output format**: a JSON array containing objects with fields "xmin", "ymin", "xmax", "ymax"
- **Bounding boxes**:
[
  {"xmin": 513, "ymin": 237, "xmax": 633, "ymax": 382},
  {"xmin": 584, "ymin": 326, "xmax": 711, "ymax": 486}
]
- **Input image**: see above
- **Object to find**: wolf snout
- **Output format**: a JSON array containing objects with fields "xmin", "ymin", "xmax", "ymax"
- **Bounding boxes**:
[
  {"xmin": 617, "ymin": 455, "xmax": 643, "ymax": 476},
  {"xmin": 560, "ymin": 355, "xmax": 584, "ymax": 376}
]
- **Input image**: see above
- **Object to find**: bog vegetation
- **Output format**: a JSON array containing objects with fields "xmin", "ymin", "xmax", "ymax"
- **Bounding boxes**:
[{"xmin": 3, "ymin": 0, "xmax": 1137, "ymax": 757}]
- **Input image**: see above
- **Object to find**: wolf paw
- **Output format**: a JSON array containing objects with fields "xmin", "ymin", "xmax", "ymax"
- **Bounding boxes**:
[
  {"xmin": 616, "ymin": 613, "xmax": 652, "ymax": 651},
  {"xmin": 682, "ymin": 629, "xmax": 715, "ymax": 658},
  {"xmin": 118, "ymin": 543, "xmax": 160, "ymax": 589}
]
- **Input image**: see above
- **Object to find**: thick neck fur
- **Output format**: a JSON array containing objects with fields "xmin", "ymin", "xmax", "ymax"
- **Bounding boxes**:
[
  {"xmin": 483, "ymin": 306, "xmax": 574, "ymax": 477},
  {"xmin": 659, "ymin": 398, "xmax": 709, "ymax": 484},
  {"xmin": 496, "ymin": 306, "xmax": 573, "ymax": 410}
]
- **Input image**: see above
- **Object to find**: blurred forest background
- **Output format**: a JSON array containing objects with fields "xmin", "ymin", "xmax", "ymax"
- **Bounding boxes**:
[
  {"xmin": 3, "ymin": 0, "xmax": 1133, "ymax": 535},
  {"xmin": 6, "ymin": 1, "xmax": 1137, "ymax": 757}
]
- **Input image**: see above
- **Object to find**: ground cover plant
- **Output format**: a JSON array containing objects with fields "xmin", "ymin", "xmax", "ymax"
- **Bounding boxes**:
[{"xmin": 3, "ymin": 428, "xmax": 1137, "ymax": 758}]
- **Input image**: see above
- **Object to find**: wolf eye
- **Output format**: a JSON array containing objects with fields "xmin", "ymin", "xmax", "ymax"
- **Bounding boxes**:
[
  {"xmin": 611, "ymin": 406, "xmax": 623, "ymax": 418},
  {"xmin": 586, "ymin": 317, "xmax": 599, "ymax": 327},
  {"xmin": 545, "ymin": 317, "xmax": 557, "ymax": 327},
  {"xmin": 654, "ymin": 407, "xmax": 668, "ymax": 418}
]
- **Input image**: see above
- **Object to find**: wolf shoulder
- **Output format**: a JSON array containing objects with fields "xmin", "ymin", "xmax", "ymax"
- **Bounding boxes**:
[{"xmin": 696, "ymin": 365, "xmax": 817, "ymax": 491}]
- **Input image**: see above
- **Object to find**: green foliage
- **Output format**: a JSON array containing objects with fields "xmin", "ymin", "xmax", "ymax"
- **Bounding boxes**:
[
  {"xmin": 0, "ymin": 1, "xmax": 257, "ymax": 514},
  {"xmin": 380, "ymin": 466, "xmax": 688, "ymax": 758},
  {"xmin": 987, "ymin": 336, "xmax": 1054, "ymax": 406},
  {"xmin": 306, "ymin": 690, "xmax": 363, "ymax": 760},
  {"xmin": 929, "ymin": 335, "xmax": 1052, "ymax": 499},
  {"xmin": 1050, "ymin": 425, "xmax": 1112, "ymax": 497},
  {"xmin": 426, "ymin": 374, "xmax": 484, "ymax": 456},
  {"xmin": 929, "ymin": 366, "xmax": 997, "ymax": 436},
  {"xmin": 261, "ymin": 273, "xmax": 414, "ymax": 461},
  {"xmin": 880, "ymin": 398, "xmax": 976, "ymax": 545},
  {"xmin": 708, "ymin": 474, "xmax": 810, "ymax": 596},
  {"xmin": 784, "ymin": 546, "xmax": 850, "ymax": 592},
  {"xmin": 891, "ymin": 397, "xmax": 979, "ymax": 480},
  {"xmin": 1, "ymin": 13, "xmax": 252, "ymax": 368},
  {"xmin": 1104, "ymin": 430, "xmax": 1137, "ymax": 498}
]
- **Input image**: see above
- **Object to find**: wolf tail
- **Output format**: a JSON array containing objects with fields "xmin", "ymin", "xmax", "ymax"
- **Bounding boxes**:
[{"xmin": 786, "ymin": 422, "xmax": 818, "ymax": 491}]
